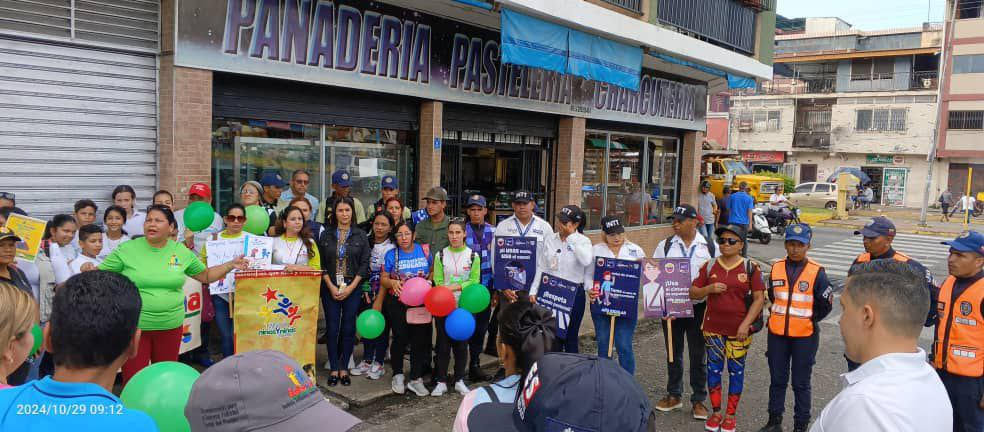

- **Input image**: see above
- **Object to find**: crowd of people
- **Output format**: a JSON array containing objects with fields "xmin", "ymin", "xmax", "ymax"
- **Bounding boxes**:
[{"xmin": 0, "ymin": 170, "xmax": 981, "ymax": 432}]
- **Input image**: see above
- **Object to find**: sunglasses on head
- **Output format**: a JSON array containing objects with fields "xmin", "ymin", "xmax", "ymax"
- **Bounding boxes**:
[
  {"xmin": 224, "ymin": 215, "xmax": 246, "ymax": 223},
  {"xmin": 450, "ymin": 217, "xmax": 466, "ymax": 224},
  {"xmin": 715, "ymin": 237, "xmax": 742, "ymax": 245}
]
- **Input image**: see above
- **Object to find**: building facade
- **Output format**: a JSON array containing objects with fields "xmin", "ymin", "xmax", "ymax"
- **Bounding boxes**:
[
  {"xmin": 727, "ymin": 18, "xmax": 946, "ymax": 208},
  {"xmin": 940, "ymin": 0, "xmax": 984, "ymax": 196}
]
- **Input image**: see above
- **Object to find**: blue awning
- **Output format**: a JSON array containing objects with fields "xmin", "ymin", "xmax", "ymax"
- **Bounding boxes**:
[
  {"xmin": 500, "ymin": 9, "xmax": 642, "ymax": 90},
  {"xmin": 451, "ymin": 0, "xmax": 493, "ymax": 10},
  {"xmin": 651, "ymin": 53, "xmax": 755, "ymax": 89}
]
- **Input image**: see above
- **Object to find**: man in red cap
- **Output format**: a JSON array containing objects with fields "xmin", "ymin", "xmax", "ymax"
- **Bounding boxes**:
[{"xmin": 175, "ymin": 182, "xmax": 223, "ymax": 255}]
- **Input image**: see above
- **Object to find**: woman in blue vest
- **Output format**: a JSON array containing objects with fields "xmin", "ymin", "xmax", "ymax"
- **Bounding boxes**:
[{"xmin": 463, "ymin": 195, "xmax": 495, "ymax": 382}]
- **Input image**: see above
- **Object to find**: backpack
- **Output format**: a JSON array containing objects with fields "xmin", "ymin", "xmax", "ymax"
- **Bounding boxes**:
[
  {"xmin": 703, "ymin": 258, "xmax": 764, "ymax": 335},
  {"xmin": 662, "ymin": 233, "xmax": 716, "ymax": 258}
]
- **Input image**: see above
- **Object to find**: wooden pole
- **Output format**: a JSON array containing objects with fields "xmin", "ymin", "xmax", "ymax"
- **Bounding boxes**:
[
  {"xmin": 607, "ymin": 315, "xmax": 616, "ymax": 357},
  {"xmin": 666, "ymin": 318, "xmax": 674, "ymax": 363}
]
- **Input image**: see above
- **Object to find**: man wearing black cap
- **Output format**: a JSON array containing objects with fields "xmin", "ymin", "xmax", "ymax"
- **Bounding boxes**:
[
  {"xmin": 464, "ymin": 194, "xmax": 495, "ymax": 381},
  {"xmin": 464, "ymin": 352, "xmax": 654, "ymax": 432},
  {"xmin": 493, "ymin": 191, "xmax": 553, "ymax": 303},
  {"xmin": 652, "ymin": 205, "xmax": 717, "ymax": 420},
  {"xmin": 531, "ymin": 205, "xmax": 593, "ymax": 353},
  {"xmin": 846, "ymin": 216, "xmax": 937, "ymax": 370},
  {"xmin": 933, "ymin": 230, "xmax": 984, "ymax": 432}
]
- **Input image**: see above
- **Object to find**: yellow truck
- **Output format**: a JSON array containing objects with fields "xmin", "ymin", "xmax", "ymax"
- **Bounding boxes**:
[{"xmin": 701, "ymin": 153, "xmax": 783, "ymax": 203}]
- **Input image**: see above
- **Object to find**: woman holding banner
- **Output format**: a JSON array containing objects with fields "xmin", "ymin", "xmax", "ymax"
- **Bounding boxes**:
[
  {"xmin": 587, "ymin": 216, "xmax": 646, "ymax": 375},
  {"xmin": 381, "ymin": 222, "xmax": 431, "ymax": 396},
  {"xmin": 432, "ymin": 219, "xmax": 481, "ymax": 396},
  {"xmin": 95, "ymin": 204, "xmax": 248, "ymax": 383},
  {"xmin": 198, "ymin": 203, "xmax": 249, "ymax": 359},
  {"xmin": 319, "ymin": 198, "xmax": 369, "ymax": 387},
  {"xmin": 530, "ymin": 205, "xmax": 592, "ymax": 353}
]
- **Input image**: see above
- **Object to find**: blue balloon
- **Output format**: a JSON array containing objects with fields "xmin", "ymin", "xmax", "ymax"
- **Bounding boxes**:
[{"xmin": 445, "ymin": 308, "xmax": 476, "ymax": 341}]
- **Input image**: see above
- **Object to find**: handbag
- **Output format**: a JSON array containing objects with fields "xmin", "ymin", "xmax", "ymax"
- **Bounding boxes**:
[
  {"xmin": 704, "ymin": 258, "xmax": 764, "ymax": 334},
  {"xmin": 406, "ymin": 307, "xmax": 432, "ymax": 324}
]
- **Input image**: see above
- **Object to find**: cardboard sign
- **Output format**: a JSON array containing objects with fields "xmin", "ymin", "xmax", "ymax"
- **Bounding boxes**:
[
  {"xmin": 243, "ymin": 235, "xmax": 273, "ymax": 269},
  {"xmin": 235, "ymin": 270, "xmax": 321, "ymax": 382},
  {"xmin": 206, "ymin": 237, "xmax": 247, "ymax": 294},
  {"xmin": 590, "ymin": 257, "xmax": 641, "ymax": 320},
  {"xmin": 4, "ymin": 214, "xmax": 46, "ymax": 262},
  {"xmin": 179, "ymin": 277, "xmax": 202, "ymax": 354},
  {"xmin": 494, "ymin": 236, "xmax": 537, "ymax": 292},
  {"xmin": 538, "ymin": 274, "xmax": 580, "ymax": 340},
  {"xmin": 641, "ymin": 258, "xmax": 694, "ymax": 319}
]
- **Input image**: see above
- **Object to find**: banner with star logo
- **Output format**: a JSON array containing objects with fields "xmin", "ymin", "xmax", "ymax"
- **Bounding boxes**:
[{"xmin": 234, "ymin": 270, "xmax": 322, "ymax": 380}]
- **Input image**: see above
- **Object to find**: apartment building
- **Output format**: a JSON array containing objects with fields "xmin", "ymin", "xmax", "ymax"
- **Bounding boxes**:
[
  {"xmin": 940, "ymin": 0, "xmax": 984, "ymax": 195},
  {"xmin": 728, "ymin": 17, "xmax": 945, "ymax": 208}
]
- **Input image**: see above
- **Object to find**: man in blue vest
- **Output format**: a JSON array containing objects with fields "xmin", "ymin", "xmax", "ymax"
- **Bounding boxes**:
[{"xmin": 464, "ymin": 194, "xmax": 495, "ymax": 382}]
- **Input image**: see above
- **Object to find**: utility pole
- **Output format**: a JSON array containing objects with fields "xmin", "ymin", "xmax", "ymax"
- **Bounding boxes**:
[{"xmin": 919, "ymin": 0, "xmax": 957, "ymax": 227}]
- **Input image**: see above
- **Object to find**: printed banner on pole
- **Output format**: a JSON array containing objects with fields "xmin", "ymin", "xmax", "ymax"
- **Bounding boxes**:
[
  {"xmin": 590, "ymin": 257, "xmax": 641, "ymax": 320},
  {"xmin": 180, "ymin": 277, "xmax": 203, "ymax": 354},
  {"xmin": 206, "ymin": 237, "xmax": 247, "ymax": 294},
  {"xmin": 494, "ymin": 236, "xmax": 537, "ymax": 292},
  {"xmin": 641, "ymin": 258, "xmax": 694, "ymax": 319},
  {"xmin": 234, "ymin": 270, "xmax": 321, "ymax": 382},
  {"xmin": 537, "ymin": 274, "xmax": 580, "ymax": 340},
  {"xmin": 4, "ymin": 214, "xmax": 46, "ymax": 262},
  {"xmin": 243, "ymin": 235, "xmax": 274, "ymax": 269}
]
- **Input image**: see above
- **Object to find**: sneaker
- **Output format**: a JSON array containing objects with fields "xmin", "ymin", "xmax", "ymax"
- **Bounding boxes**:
[
  {"xmin": 367, "ymin": 362, "xmax": 385, "ymax": 380},
  {"xmin": 430, "ymin": 382, "xmax": 448, "ymax": 396},
  {"xmin": 705, "ymin": 413, "xmax": 723, "ymax": 432},
  {"xmin": 454, "ymin": 380, "xmax": 470, "ymax": 396},
  {"xmin": 350, "ymin": 360, "xmax": 371, "ymax": 376},
  {"xmin": 720, "ymin": 416, "xmax": 736, "ymax": 432},
  {"xmin": 693, "ymin": 402, "xmax": 710, "ymax": 420},
  {"xmin": 655, "ymin": 395, "xmax": 683, "ymax": 412},
  {"xmin": 348, "ymin": 355, "xmax": 356, "ymax": 370},
  {"xmin": 407, "ymin": 378, "xmax": 429, "ymax": 397},
  {"xmin": 391, "ymin": 374, "xmax": 406, "ymax": 394}
]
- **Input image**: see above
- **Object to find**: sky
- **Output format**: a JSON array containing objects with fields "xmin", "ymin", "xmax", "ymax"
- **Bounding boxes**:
[{"xmin": 777, "ymin": 0, "xmax": 946, "ymax": 31}]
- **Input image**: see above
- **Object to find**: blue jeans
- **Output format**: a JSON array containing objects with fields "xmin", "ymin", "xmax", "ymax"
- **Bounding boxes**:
[
  {"xmin": 591, "ymin": 313, "xmax": 637, "ymax": 374},
  {"xmin": 562, "ymin": 289, "xmax": 586, "ymax": 353},
  {"xmin": 704, "ymin": 224, "xmax": 715, "ymax": 242},
  {"xmin": 323, "ymin": 286, "xmax": 361, "ymax": 371},
  {"xmin": 211, "ymin": 295, "xmax": 235, "ymax": 358}
]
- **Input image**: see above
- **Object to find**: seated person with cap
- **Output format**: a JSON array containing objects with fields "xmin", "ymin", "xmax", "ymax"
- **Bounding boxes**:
[{"xmin": 0, "ymin": 271, "xmax": 156, "ymax": 430}]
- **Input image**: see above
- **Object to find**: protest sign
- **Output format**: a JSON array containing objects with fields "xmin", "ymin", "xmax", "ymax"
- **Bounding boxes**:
[
  {"xmin": 537, "ymin": 274, "xmax": 580, "ymax": 340},
  {"xmin": 179, "ymin": 277, "xmax": 202, "ymax": 354},
  {"xmin": 494, "ymin": 236, "xmax": 537, "ymax": 292},
  {"xmin": 243, "ymin": 235, "xmax": 274, "ymax": 269},
  {"xmin": 4, "ymin": 214, "xmax": 46, "ymax": 262},
  {"xmin": 206, "ymin": 237, "xmax": 246, "ymax": 294},
  {"xmin": 590, "ymin": 257, "xmax": 641, "ymax": 320},
  {"xmin": 234, "ymin": 270, "xmax": 321, "ymax": 382},
  {"xmin": 641, "ymin": 258, "xmax": 694, "ymax": 319}
]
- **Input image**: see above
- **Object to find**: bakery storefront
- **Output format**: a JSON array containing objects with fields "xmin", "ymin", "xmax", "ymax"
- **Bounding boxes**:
[{"xmin": 173, "ymin": 0, "xmax": 706, "ymax": 241}]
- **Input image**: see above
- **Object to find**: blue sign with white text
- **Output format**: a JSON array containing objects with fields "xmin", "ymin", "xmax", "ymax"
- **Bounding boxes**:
[
  {"xmin": 538, "ymin": 274, "xmax": 580, "ymax": 340},
  {"xmin": 494, "ymin": 236, "xmax": 537, "ymax": 292},
  {"xmin": 590, "ymin": 257, "xmax": 641, "ymax": 320}
]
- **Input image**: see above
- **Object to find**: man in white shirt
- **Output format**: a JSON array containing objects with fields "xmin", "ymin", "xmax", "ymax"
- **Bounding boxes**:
[
  {"xmin": 492, "ymin": 190, "xmax": 553, "ymax": 303},
  {"xmin": 811, "ymin": 260, "xmax": 952, "ymax": 432},
  {"xmin": 277, "ymin": 169, "xmax": 320, "ymax": 221},
  {"xmin": 175, "ymin": 183, "xmax": 224, "ymax": 255},
  {"xmin": 956, "ymin": 193, "xmax": 977, "ymax": 222},
  {"xmin": 652, "ymin": 204, "xmax": 717, "ymax": 420}
]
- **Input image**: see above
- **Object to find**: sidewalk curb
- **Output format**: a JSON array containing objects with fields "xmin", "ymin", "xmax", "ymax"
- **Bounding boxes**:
[{"xmin": 814, "ymin": 221, "xmax": 956, "ymax": 238}]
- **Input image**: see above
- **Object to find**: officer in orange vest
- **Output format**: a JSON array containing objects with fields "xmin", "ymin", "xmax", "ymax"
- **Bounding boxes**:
[
  {"xmin": 846, "ymin": 216, "xmax": 938, "ymax": 370},
  {"xmin": 758, "ymin": 224, "xmax": 832, "ymax": 432},
  {"xmin": 935, "ymin": 230, "xmax": 984, "ymax": 432}
]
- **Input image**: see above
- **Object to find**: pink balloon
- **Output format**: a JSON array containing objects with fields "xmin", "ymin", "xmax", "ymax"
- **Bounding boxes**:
[{"xmin": 400, "ymin": 277, "xmax": 431, "ymax": 307}]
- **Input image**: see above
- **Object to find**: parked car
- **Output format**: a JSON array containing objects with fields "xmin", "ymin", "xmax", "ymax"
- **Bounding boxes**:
[{"xmin": 789, "ymin": 182, "xmax": 838, "ymax": 209}]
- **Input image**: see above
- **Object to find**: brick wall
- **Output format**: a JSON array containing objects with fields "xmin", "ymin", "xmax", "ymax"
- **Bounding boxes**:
[
  {"xmin": 552, "ymin": 117, "xmax": 586, "ymax": 223},
  {"xmin": 678, "ymin": 131, "xmax": 703, "ymax": 207},
  {"xmin": 159, "ymin": 58, "xmax": 213, "ymax": 209},
  {"xmin": 418, "ymin": 101, "xmax": 443, "ymax": 206}
]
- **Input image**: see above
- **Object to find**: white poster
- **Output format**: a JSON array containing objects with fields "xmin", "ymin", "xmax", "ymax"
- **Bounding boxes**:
[
  {"xmin": 244, "ymin": 235, "xmax": 274, "ymax": 269},
  {"xmin": 206, "ymin": 237, "xmax": 246, "ymax": 294},
  {"xmin": 180, "ymin": 277, "xmax": 202, "ymax": 354},
  {"xmin": 359, "ymin": 158, "xmax": 379, "ymax": 177}
]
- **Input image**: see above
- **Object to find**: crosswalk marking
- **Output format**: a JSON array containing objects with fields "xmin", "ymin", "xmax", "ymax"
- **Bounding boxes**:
[{"xmin": 805, "ymin": 233, "xmax": 951, "ymax": 278}]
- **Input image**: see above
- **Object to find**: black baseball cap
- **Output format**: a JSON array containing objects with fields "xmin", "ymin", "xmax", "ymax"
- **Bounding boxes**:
[
  {"xmin": 668, "ymin": 204, "xmax": 698, "ymax": 222},
  {"xmin": 600, "ymin": 215, "xmax": 625, "ymax": 235},
  {"xmin": 467, "ymin": 353, "xmax": 651, "ymax": 432},
  {"xmin": 513, "ymin": 191, "xmax": 534, "ymax": 204},
  {"xmin": 556, "ymin": 205, "xmax": 584, "ymax": 224},
  {"xmin": 715, "ymin": 224, "xmax": 747, "ymax": 241}
]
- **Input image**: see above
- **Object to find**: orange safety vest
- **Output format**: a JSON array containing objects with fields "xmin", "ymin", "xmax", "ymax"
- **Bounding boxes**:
[
  {"xmin": 768, "ymin": 259, "xmax": 821, "ymax": 337},
  {"xmin": 855, "ymin": 251, "xmax": 910, "ymax": 263},
  {"xmin": 934, "ymin": 276, "xmax": 984, "ymax": 377}
]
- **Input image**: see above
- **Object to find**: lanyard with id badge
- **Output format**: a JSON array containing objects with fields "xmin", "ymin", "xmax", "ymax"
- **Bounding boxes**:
[{"xmin": 335, "ymin": 228, "xmax": 351, "ymax": 288}]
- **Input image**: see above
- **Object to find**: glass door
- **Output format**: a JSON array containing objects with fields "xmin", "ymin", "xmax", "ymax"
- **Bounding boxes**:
[{"xmin": 324, "ymin": 127, "xmax": 415, "ymax": 219}]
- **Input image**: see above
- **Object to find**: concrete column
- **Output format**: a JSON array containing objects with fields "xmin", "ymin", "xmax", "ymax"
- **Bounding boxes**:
[
  {"xmin": 552, "ymin": 117, "xmax": 586, "ymax": 223},
  {"xmin": 679, "ymin": 131, "xmax": 704, "ymax": 207},
  {"xmin": 418, "ymin": 101, "xmax": 443, "ymax": 203}
]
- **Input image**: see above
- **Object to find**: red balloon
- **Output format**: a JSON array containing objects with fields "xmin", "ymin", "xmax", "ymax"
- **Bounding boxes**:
[{"xmin": 424, "ymin": 285, "xmax": 457, "ymax": 317}]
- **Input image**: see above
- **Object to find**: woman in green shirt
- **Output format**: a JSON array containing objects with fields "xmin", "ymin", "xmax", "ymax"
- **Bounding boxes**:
[
  {"xmin": 97, "ymin": 205, "xmax": 246, "ymax": 383},
  {"xmin": 432, "ymin": 219, "xmax": 481, "ymax": 396}
]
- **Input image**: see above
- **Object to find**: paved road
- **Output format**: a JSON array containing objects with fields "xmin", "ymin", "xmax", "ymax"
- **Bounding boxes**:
[{"xmin": 347, "ymin": 225, "xmax": 952, "ymax": 432}]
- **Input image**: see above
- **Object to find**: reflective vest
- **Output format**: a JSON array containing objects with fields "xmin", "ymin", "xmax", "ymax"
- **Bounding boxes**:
[
  {"xmin": 934, "ymin": 276, "xmax": 984, "ymax": 377},
  {"xmin": 855, "ymin": 251, "xmax": 910, "ymax": 263},
  {"xmin": 768, "ymin": 259, "xmax": 821, "ymax": 337}
]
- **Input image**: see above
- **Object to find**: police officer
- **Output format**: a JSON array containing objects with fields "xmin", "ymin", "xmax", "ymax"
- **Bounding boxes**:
[
  {"xmin": 846, "ymin": 216, "xmax": 937, "ymax": 370},
  {"xmin": 935, "ymin": 230, "xmax": 984, "ymax": 432},
  {"xmin": 759, "ymin": 224, "xmax": 832, "ymax": 432}
]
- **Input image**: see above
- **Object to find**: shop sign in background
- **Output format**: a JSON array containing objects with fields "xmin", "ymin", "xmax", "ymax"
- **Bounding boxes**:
[{"xmin": 175, "ymin": 0, "xmax": 706, "ymax": 130}]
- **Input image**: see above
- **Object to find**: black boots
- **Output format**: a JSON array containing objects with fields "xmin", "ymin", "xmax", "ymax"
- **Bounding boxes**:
[{"xmin": 756, "ymin": 414, "xmax": 783, "ymax": 432}]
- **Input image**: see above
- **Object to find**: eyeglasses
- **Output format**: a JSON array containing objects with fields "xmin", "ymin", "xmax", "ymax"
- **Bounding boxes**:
[
  {"xmin": 224, "ymin": 215, "xmax": 246, "ymax": 223},
  {"xmin": 0, "ymin": 192, "xmax": 13, "ymax": 201},
  {"xmin": 293, "ymin": 179, "xmax": 310, "ymax": 185},
  {"xmin": 395, "ymin": 232, "xmax": 413, "ymax": 238},
  {"xmin": 240, "ymin": 188, "xmax": 258, "ymax": 195},
  {"xmin": 715, "ymin": 237, "xmax": 741, "ymax": 245}
]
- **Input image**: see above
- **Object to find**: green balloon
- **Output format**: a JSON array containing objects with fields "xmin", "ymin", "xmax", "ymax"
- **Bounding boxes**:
[
  {"xmin": 182, "ymin": 201, "xmax": 214, "ymax": 232},
  {"xmin": 243, "ymin": 205, "xmax": 270, "ymax": 235},
  {"xmin": 356, "ymin": 309, "xmax": 386, "ymax": 339},
  {"xmin": 121, "ymin": 361, "xmax": 200, "ymax": 432},
  {"xmin": 460, "ymin": 283, "xmax": 491, "ymax": 314},
  {"xmin": 30, "ymin": 324, "xmax": 42, "ymax": 356}
]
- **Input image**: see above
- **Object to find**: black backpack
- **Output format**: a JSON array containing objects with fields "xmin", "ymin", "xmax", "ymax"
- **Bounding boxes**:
[
  {"xmin": 662, "ymin": 233, "xmax": 716, "ymax": 258},
  {"xmin": 702, "ymin": 258, "xmax": 765, "ymax": 335}
]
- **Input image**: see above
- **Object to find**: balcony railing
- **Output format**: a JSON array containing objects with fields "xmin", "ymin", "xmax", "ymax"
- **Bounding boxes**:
[
  {"xmin": 599, "ymin": 0, "xmax": 643, "ymax": 13},
  {"xmin": 732, "ymin": 70, "xmax": 940, "ymax": 96},
  {"xmin": 793, "ymin": 131, "xmax": 831, "ymax": 149},
  {"xmin": 656, "ymin": 0, "xmax": 757, "ymax": 55}
]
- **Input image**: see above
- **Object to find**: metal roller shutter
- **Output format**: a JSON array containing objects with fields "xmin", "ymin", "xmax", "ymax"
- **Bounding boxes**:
[{"xmin": 0, "ymin": 36, "xmax": 157, "ymax": 219}]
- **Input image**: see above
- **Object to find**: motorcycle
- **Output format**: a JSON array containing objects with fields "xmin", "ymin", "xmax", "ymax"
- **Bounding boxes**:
[
  {"xmin": 762, "ymin": 203, "xmax": 801, "ymax": 235},
  {"xmin": 749, "ymin": 206, "xmax": 772, "ymax": 245}
]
